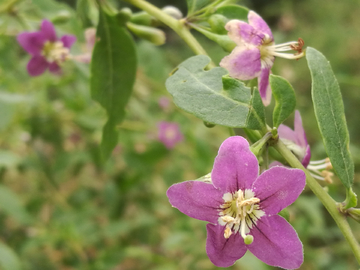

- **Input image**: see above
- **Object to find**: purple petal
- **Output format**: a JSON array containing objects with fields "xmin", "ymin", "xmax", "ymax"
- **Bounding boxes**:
[
  {"xmin": 206, "ymin": 223, "xmax": 247, "ymax": 267},
  {"xmin": 17, "ymin": 32, "xmax": 46, "ymax": 55},
  {"xmin": 220, "ymin": 45, "xmax": 261, "ymax": 80},
  {"xmin": 294, "ymin": 110, "xmax": 307, "ymax": 147},
  {"xmin": 248, "ymin": 215, "xmax": 303, "ymax": 269},
  {"xmin": 166, "ymin": 181, "xmax": 223, "ymax": 224},
  {"xmin": 258, "ymin": 68, "xmax": 272, "ymax": 106},
  {"xmin": 302, "ymin": 145, "xmax": 311, "ymax": 167},
  {"xmin": 60, "ymin": 35, "xmax": 77, "ymax": 49},
  {"xmin": 252, "ymin": 166, "xmax": 305, "ymax": 215},
  {"xmin": 40, "ymin": 20, "xmax": 57, "ymax": 42},
  {"xmin": 225, "ymin": 20, "xmax": 265, "ymax": 46},
  {"xmin": 248, "ymin": 11, "xmax": 273, "ymax": 40},
  {"xmin": 27, "ymin": 55, "xmax": 49, "ymax": 76},
  {"xmin": 212, "ymin": 136, "xmax": 259, "ymax": 193},
  {"xmin": 49, "ymin": 62, "xmax": 61, "ymax": 75},
  {"xmin": 278, "ymin": 124, "xmax": 297, "ymax": 142}
]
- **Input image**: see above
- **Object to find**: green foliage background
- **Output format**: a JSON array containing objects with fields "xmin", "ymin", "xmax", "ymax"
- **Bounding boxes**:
[{"xmin": 0, "ymin": 0, "xmax": 360, "ymax": 269}]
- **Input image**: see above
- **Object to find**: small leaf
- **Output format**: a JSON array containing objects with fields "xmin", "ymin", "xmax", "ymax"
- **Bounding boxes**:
[
  {"xmin": 270, "ymin": 75, "xmax": 296, "ymax": 127},
  {"xmin": 91, "ymin": 8, "xmax": 137, "ymax": 160},
  {"xmin": 165, "ymin": 55, "xmax": 265, "ymax": 129},
  {"xmin": 0, "ymin": 185, "xmax": 33, "ymax": 225},
  {"xmin": 306, "ymin": 47, "xmax": 354, "ymax": 188},
  {"xmin": 214, "ymin": 5, "xmax": 249, "ymax": 20},
  {"xmin": 247, "ymin": 88, "xmax": 265, "ymax": 130},
  {"xmin": 186, "ymin": 0, "xmax": 213, "ymax": 15},
  {"xmin": 0, "ymin": 242, "xmax": 22, "ymax": 270}
]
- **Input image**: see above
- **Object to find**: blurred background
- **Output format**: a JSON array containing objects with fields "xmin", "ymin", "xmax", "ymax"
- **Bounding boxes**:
[{"xmin": 1, "ymin": 0, "xmax": 360, "ymax": 269}]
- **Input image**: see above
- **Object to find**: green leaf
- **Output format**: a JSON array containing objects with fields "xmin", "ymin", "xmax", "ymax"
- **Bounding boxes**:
[
  {"xmin": 186, "ymin": 0, "xmax": 213, "ymax": 15},
  {"xmin": 214, "ymin": 5, "xmax": 249, "ymax": 20},
  {"xmin": 0, "ymin": 242, "xmax": 22, "ymax": 270},
  {"xmin": 0, "ymin": 185, "xmax": 33, "ymax": 225},
  {"xmin": 306, "ymin": 47, "xmax": 354, "ymax": 188},
  {"xmin": 165, "ymin": 55, "xmax": 265, "ymax": 129},
  {"xmin": 91, "ymin": 8, "xmax": 137, "ymax": 160},
  {"xmin": 270, "ymin": 75, "xmax": 296, "ymax": 127}
]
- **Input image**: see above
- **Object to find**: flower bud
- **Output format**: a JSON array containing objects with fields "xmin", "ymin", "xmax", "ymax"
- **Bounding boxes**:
[
  {"xmin": 116, "ymin": 7, "xmax": 132, "ymax": 25},
  {"xmin": 208, "ymin": 14, "xmax": 228, "ymax": 35},
  {"xmin": 130, "ymin": 11, "xmax": 154, "ymax": 26},
  {"xmin": 51, "ymin": 10, "xmax": 71, "ymax": 24},
  {"xmin": 127, "ymin": 22, "xmax": 165, "ymax": 46},
  {"xmin": 162, "ymin": 6, "xmax": 183, "ymax": 20}
]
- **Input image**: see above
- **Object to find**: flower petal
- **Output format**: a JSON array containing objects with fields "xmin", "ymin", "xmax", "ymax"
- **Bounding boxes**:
[
  {"xmin": 248, "ymin": 215, "xmax": 303, "ymax": 269},
  {"xmin": 294, "ymin": 110, "xmax": 308, "ymax": 147},
  {"xmin": 17, "ymin": 32, "xmax": 45, "ymax": 55},
  {"xmin": 302, "ymin": 145, "xmax": 311, "ymax": 167},
  {"xmin": 212, "ymin": 136, "xmax": 259, "ymax": 193},
  {"xmin": 252, "ymin": 166, "xmax": 305, "ymax": 215},
  {"xmin": 278, "ymin": 123, "xmax": 297, "ymax": 142},
  {"xmin": 225, "ymin": 20, "xmax": 265, "ymax": 46},
  {"xmin": 258, "ymin": 68, "xmax": 272, "ymax": 106},
  {"xmin": 60, "ymin": 35, "xmax": 77, "ymax": 49},
  {"xmin": 248, "ymin": 11, "xmax": 273, "ymax": 40},
  {"xmin": 220, "ymin": 45, "xmax": 261, "ymax": 80},
  {"xmin": 206, "ymin": 223, "xmax": 247, "ymax": 267},
  {"xmin": 166, "ymin": 181, "xmax": 223, "ymax": 224},
  {"xmin": 49, "ymin": 62, "xmax": 61, "ymax": 74},
  {"xmin": 41, "ymin": 20, "xmax": 57, "ymax": 42},
  {"xmin": 27, "ymin": 56, "xmax": 49, "ymax": 76}
]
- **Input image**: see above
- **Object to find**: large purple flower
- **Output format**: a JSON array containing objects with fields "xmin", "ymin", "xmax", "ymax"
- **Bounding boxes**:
[
  {"xmin": 17, "ymin": 20, "xmax": 76, "ymax": 76},
  {"xmin": 167, "ymin": 136, "xmax": 305, "ymax": 268},
  {"xmin": 278, "ymin": 110, "xmax": 311, "ymax": 167},
  {"xmin": 220, "ymin": 11, "xmax": 304, "ymax": 106}
]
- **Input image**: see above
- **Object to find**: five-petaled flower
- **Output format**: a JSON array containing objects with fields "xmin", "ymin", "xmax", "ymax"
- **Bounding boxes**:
[
  {"xmin": 157, "ymin": 121, "xmax": 183, "ymax": 149},
  {"xmin": 220, "ymin": 11, "xmax": 304, "ymax": 106},
  {"xmin": 167, "ymin": 136, "xmax": 305, "ymax": 268},
  {"xmin": 274, "ymin": 111, "xmax": 333, "ymax": 183},
  {"xmin": 17, "ymin": 20, "xmax": 76, "ymax": 76}
]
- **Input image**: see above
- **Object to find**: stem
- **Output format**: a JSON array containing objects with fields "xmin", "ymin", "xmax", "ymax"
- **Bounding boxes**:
[
  {"xmin": 122, "ymin": 0, "xmax": 215, "ymax": 67},
  {"xmin": 274, "ymin": 139, "xmax": 360, "ymax": 264}
]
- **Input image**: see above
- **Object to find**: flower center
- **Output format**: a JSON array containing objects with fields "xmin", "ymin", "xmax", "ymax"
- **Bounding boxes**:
[
  {"xmin": 218, "ymin": 189, "xmax": 264, "ymax": 244},
  {"xmin": 260, "ymin": 37, "xmax": 305, "ymax": 68},
  {"xmin": 42, "ymin": 41, "xmax": 70, "ymax": 64},
  {"xmin": 165, "ymin": 128, "xmax": 177, "ymax": 140}
]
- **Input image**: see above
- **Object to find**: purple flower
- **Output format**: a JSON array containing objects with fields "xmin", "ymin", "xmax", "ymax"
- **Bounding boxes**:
[
  {"xmin": 275, "ymin": 111, "xmax": 334, "ymax": 183},
  {"xmin": 157, "ymin": 121, "xmax": 183, "ymax": 149},
  {"xmin": 219, "ymin": 11, "xmax": 304, "ymax": 106},
  {"xmin": 167, "ymin": 136, "xmax": 305, "ymax": 268},
  {"xmin": 17, "ymin": 20, "xmax": 76, "ymax": 76},
  {"xmin": 278, "ymin": 110, "xmax": 311, "ymax": 167}
]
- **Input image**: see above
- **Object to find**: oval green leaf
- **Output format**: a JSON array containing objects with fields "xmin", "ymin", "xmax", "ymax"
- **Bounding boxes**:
[
  {"xmin": 306, "ymin": 47, "xmax": 354, "ymax": 188},
  {"xmin": 214, "ymin": 5, "xmax": 249, "ymax": 20},
  {"xmin": 270, "ymin": 74, "xmax": 296, "ymax": 127},
  {"xmin": 165, "ymin": 55, "xmax": 265, "ymax": 129}
]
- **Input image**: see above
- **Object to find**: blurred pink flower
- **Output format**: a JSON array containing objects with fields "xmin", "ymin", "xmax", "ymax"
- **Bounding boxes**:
[
  {"xmin": 73, "ymin": 28, "xmax": 96, "ymax": 64},
  {"xmin": 158, "ymin": 96, "xmax": 171, "ymax": 111},
  {"xmin": 17, "ymin": 20, "xmax": 76, "ymax": 76},
  {"xmin": 157, "ymin": 121, "xmax": 183, "ymax": 149}
]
